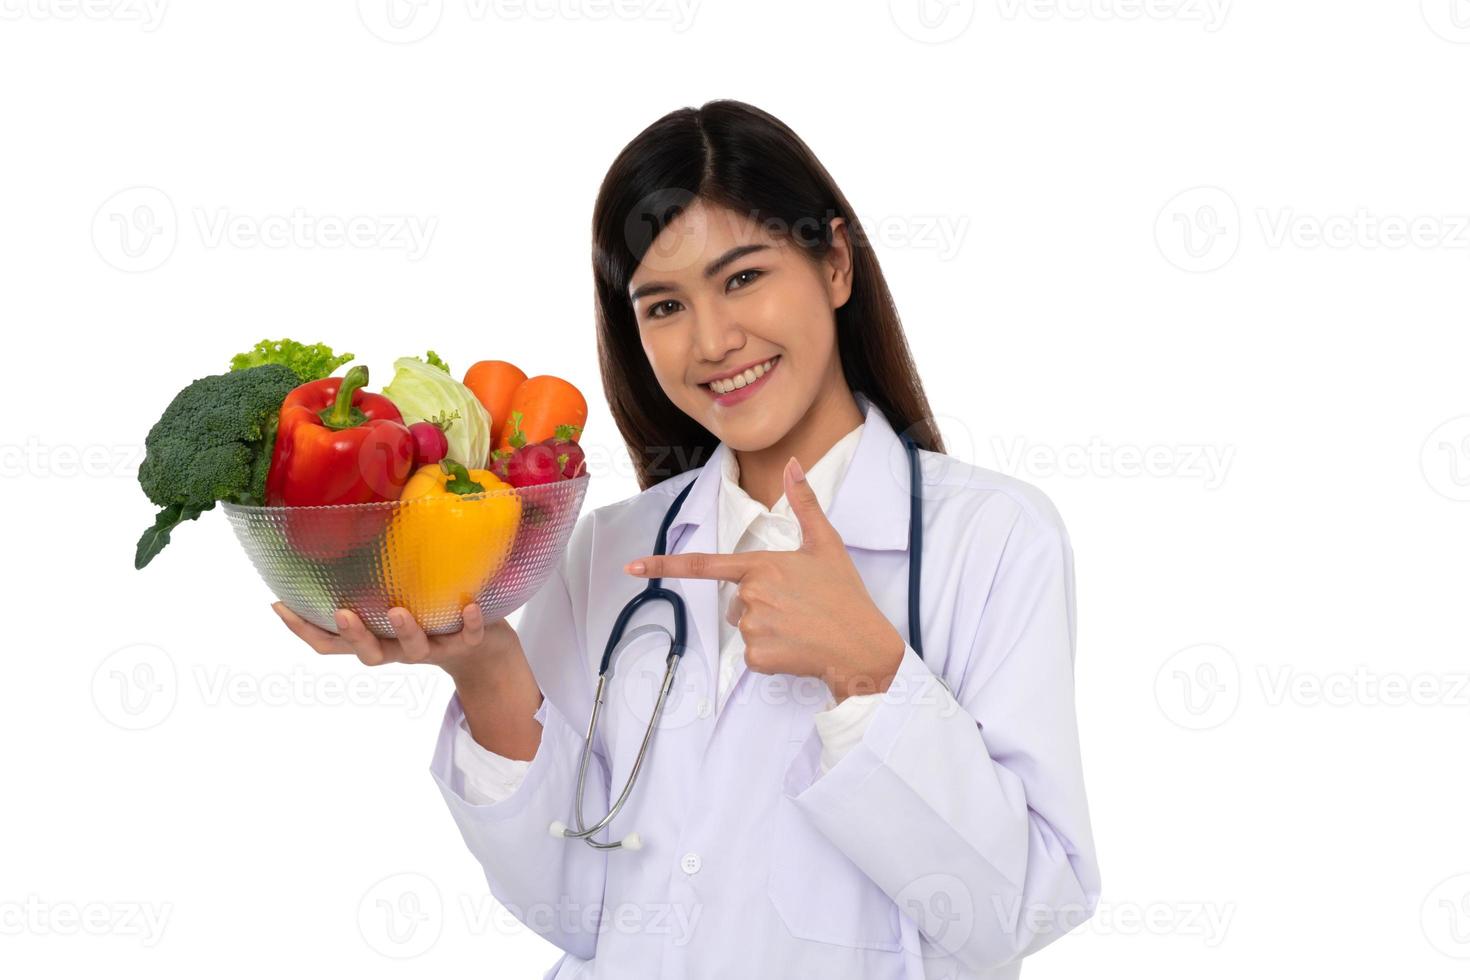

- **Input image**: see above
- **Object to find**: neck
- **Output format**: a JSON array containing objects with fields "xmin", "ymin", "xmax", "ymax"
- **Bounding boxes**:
[{"xmin": 734, "ymin": 378, "xmax": 863, "ymax": 509}]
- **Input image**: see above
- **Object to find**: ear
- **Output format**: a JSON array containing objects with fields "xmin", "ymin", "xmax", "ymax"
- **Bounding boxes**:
[{"xmin": 824, "ymin": 216, "xmax": 854, "ymax": 310}]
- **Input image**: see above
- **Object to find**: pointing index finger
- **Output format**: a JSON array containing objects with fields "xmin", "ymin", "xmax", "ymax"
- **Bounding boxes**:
[{"xmin": 626, "ymin": 551, "xmax": 754, "ymax": 582}]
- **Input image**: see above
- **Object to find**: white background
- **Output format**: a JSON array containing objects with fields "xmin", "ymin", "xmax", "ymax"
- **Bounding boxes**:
[{"xmin": 3, "ymin": 1, "xmax": 1468, "ymax": 976}]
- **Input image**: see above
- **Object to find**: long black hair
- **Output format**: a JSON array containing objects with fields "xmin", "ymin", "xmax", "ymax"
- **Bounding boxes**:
[{"xmin": 592, "ymin": 99, "xmax": 945, "ymax": 491}]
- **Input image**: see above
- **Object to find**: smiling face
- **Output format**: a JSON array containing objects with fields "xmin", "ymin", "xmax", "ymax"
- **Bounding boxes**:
[{"xmin": 627, "ymin": 198, "xmax": 855, "ymax": 453}]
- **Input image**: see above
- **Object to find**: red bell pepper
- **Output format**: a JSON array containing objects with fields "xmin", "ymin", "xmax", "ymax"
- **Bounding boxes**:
[{"xmin": 266, "ymin": 365, "xmax": 415, "ymax": 557}]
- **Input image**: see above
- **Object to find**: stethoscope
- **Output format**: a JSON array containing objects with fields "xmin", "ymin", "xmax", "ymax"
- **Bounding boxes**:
[{"xmin": 549, "ymin": 429, "xmax": 926, "ymax": 851}]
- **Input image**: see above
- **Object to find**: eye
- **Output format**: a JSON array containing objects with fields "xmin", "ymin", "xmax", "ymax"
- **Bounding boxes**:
[
  {"xmin": 727, "ymin": 268, "xmax": 763, "ymax": 291},
  {"xmin": 646, "ymin": 299, "xmax": 683, "ymax": 320}
]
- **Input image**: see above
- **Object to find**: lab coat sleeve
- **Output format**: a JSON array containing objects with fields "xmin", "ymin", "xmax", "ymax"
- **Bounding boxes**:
[
  {"xmin": 427, "ymin": 543, "xmax": 611, "ymax": 962},
  {"xmin": 783, "ymin": 509, "xmax": 1101, "ymax": 972}
]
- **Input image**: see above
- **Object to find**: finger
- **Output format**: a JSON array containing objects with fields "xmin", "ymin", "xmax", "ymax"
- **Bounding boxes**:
[
  {"xmin": 336, "ymin": 608, "xmax": 393, "ymax": 666},
  {"xmin": 725, "ymin": 592, "xmax": 745, "ymax": 628},
  {"xmin": 784, "ymin": 455, "xmax": 838, "ymax": 550},
  {"xmin": 273, "ymin": 602, "xmax": 352, "ymax": 654},
  {"xmin": 390, "ymin": 607, "xmax": 432, "ymax": 663},
  {"xmin": 625, "ymin": 551, "xmax": 755, "ymax": 582},
  {"xmin": 460, "ymin": 602, "xmax": 486, "ymax": 649}
]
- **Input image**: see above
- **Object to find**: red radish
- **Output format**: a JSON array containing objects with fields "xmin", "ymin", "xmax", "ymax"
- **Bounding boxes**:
[
  {"xmin": 551, "ymin": 437, "xmax": 586, "ymax": 479},
  {"xmin": 505, "ymin": 442, "xmax": 562, "ymax": 487},
  {"xmin": 408, "ymin": 421, "xmax": 449, "ymax": 467}
]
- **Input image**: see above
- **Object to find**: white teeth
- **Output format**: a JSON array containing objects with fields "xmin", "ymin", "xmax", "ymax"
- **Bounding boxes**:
[{"xmin": 708, "ymin": 357, "xmax": 777, "ymax": 394}]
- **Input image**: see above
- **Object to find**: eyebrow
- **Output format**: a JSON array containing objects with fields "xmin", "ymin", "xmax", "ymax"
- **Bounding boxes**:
[{"xmin": 628, "ymin": 243, "xmax": 771, "ymax": 303}]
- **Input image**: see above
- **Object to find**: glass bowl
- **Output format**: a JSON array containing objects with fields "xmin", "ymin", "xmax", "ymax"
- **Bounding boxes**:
[{"xmin": 223, "ymin": 475, "xmax": 589, "ymax": 638}]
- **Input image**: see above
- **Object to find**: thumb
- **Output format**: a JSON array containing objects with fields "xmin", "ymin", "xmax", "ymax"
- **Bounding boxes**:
[{"xmin": 784, "ymin": 456, "xmax": 837, "ymax": 550}]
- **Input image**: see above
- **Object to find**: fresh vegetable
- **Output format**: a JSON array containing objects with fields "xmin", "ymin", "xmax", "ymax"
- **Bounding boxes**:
[
  {"xmin": 494, "ymin": 375, "xmax": 587, "ymax": 455},
  {"xmin": 266, "ymin": 366, "xmax": 415, "ymax": 557},
  {"xmin": 409, "ymin": 420, "xmax": 450, "ymax": 468},
  {"xmin": 550, "ymin": 430, "xmax": 587, "ymax": 479},
  {"xmin": 462, "ymin": 360, "xmax": 527, "ymax": 447},
  {"xmin": 383, "ymin": 355, "xmax": 492, "ymax": 469},
  {"xmin": 503, "ymin": 442, "xmax": 562, "ymax": 487},
  {"xmin": 378, "ymin": 459, "xmax": 522, "ymax": 623},
  {"xmin": 135, "ymin": 363, "xmax": 302, "ymax": 569},
  {"xmin": 229, "ymin": 338, "xmax": 354, "ymax": 383}
]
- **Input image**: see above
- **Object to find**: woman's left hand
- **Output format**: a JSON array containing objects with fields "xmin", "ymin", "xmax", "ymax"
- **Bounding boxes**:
[{"xmin": 624, "ymin": 456, "xmax": 905, "ymax": 703}]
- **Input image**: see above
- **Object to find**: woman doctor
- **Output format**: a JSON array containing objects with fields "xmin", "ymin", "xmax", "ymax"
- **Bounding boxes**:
[{"xmin": 274, "ymin": 100, "xmax": 1100, "ymax": 979}]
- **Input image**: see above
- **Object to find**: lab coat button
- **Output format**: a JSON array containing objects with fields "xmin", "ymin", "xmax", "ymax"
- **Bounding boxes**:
[
  {"xmin": 696, "ymin": 698, "xmax": 712, "ymax": 718},
  {"xmin": 680, "ymin": 852, "xmax": 702, "ymax": 875}
]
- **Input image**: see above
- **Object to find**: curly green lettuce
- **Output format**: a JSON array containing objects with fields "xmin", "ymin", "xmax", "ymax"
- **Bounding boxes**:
[{"xmin": 229, "ymin": 338, "xmax": 354, "ymax": 383}]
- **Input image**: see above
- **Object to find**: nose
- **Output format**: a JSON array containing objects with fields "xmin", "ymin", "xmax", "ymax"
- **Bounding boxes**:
[{"xmin": 690, "ymin": 303, "xmax": 745, "ymax": 366}]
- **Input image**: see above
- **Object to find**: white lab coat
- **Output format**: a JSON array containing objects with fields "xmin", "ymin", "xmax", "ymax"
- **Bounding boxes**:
[{"xmin": 428, "ymin": 391, "xmax": 1101, "ymax": 979}]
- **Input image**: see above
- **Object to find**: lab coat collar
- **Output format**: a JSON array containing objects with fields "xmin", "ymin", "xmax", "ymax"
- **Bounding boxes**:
[
  {"xmin": 667, "ymin": 389, "xmax": 914, "ymax": 554},
  {"xmin": 659, "ymin": 389, "xmax": 916, "ymax": 708}
]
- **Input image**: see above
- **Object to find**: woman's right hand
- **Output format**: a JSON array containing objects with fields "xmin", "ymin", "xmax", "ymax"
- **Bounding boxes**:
[{"xmin": 272, "ymin": 601, "xmax": 519, "ymax": 684}]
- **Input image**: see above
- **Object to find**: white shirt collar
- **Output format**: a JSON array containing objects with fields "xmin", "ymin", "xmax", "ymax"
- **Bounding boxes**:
[{"xmin": 716, "ymin": 422, "xmax": 866, "ymax": 554}]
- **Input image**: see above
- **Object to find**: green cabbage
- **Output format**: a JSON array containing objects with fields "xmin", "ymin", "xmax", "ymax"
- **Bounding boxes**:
[{"xmin": 382, "ymin": 355, "xmax": 492, "ymax": 468}]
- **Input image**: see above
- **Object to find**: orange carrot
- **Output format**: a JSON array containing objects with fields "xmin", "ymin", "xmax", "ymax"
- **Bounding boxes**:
[
  {"xmin": 463, "ymin": 360, "xmax": 527, "ymax": 447},
  {"xmin": 495, "ymin": 375, "xmax": 587, "ymax": 454}
]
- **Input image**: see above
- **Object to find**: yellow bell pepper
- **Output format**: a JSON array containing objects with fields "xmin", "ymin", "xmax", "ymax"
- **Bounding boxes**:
[{"xmin": 379, "ymin": 459, "xmax": 522, "ymax": 621}]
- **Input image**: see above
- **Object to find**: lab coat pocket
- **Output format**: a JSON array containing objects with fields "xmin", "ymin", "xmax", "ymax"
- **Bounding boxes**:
[{"xmin": 766, "ymin": 793, "xmax": 904, "ymax": 951}]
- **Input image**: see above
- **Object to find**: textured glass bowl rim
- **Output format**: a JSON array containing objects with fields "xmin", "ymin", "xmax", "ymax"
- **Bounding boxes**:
[{"xmin": 219, "ymin": 473, "xmax": 589, "ymax": 514}]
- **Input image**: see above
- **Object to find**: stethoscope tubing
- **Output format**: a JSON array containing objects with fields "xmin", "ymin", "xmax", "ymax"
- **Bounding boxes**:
[{"xmin": 553, "ymin": 430, "xmax": 923, "ymax": 851}]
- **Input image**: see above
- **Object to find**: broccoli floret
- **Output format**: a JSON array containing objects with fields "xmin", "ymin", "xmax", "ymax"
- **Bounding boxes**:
[{"xmin": 135, "ymin": 363, "xmax": 301, "ymax": 569}]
